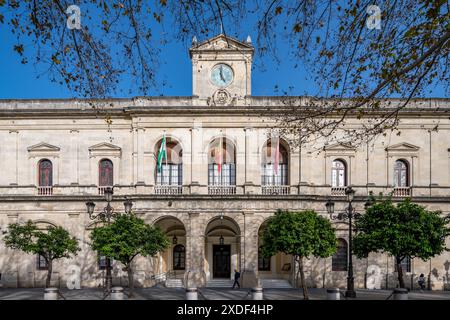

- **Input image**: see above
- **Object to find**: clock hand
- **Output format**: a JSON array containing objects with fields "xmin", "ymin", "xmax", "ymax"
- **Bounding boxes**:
[{"xmin": 219, "ymin": 66, "xmax": 225, "ymax": 82}]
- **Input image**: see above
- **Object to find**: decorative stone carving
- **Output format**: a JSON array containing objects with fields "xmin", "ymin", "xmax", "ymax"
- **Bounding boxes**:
[{"xmin": 208, "ymin": 89, "xmax": 234, "ymax": 106}]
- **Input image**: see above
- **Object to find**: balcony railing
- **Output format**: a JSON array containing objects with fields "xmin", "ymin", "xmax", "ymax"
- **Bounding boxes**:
[
  {"xmin": 393, "ymin": 187, "xmax": 411, "ymax": 197},
  {"xmin": 37, "ymin": 186, "xmax": 53, "ymax": 196},
  {"xmin": 208, "ymin": 185, "xmax": 236, "ymax": 195},
  {"xmin": 98, "ymin": 186, "xmax": 113, "ymax": 195},
  {"xmin": 262, "ymin": 185, "xmax": 290, "ymax": 195},
  {"xmin": 331, "ymin": 187, "xmax": 346, "ymax": 196},
  {"xmin": 155, "ymin": 185, "xmax": 183, "ymax": 195}
]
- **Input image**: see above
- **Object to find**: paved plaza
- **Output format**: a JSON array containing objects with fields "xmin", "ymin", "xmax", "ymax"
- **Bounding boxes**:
[{"xmin": 1, "ymin": 286, "xmax": 450, "ymax": 300}]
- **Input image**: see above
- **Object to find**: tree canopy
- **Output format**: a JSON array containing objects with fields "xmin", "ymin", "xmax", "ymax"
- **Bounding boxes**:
[
  {"xmin": 3, "ymin": 220, "xmax": 80, "ymax": 287},
  {"xmin": 1, "ymin": 1, "xmax": 448, "ymax": 146},
  {"xmin": 90, "ymin": 213, "xmax": 170, "ymax": 296},
  {"xmin": 261, "ymin": 209, "xmax": 337, "ymax": 299},
  {"xmin": 354, "ymin": 198, "xmax": 450, "ymax": 287}
]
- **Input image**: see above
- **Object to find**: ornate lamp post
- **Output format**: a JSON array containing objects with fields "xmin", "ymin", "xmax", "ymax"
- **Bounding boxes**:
[
  {"xmin": 85, "ymin": 187, "xmax": 133, "ymax": 295},
  {"xmin": 325, "ymin": 186, "xmax": 361, "ymax": 298}
]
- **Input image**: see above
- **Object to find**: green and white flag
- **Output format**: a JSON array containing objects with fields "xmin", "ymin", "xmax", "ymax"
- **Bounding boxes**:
[{"xmin": 157, "ymin": 134, "xmax": 167, "ymax": 173}]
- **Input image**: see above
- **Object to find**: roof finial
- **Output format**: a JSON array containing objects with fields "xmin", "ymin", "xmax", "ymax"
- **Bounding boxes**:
[
  {"xmin": 246, "ymin": 35, "xmax": 252, "ymax": 43},
  {"xmin": 192, "ymin": 36, "xmax": 198, "ymax": 46}
]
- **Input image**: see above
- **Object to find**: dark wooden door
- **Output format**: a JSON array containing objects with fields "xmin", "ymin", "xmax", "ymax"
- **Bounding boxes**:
[{"xmin": 213, "ymin": 245, "xmax": 231, "ymax": 278}]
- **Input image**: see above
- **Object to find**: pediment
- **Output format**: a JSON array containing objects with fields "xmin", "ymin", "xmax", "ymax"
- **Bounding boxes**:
[
  {"xmin": 88, "ymin": 142, "xmax": 121, "ymax": 152},
  {"xmin": 385, "ymin": 142, "xmax": 420, "ymax": 152},
  {"xmin": 88, "ymin": 142, "xmax": 121, "ymax": 158},
  {"xmin": 323, "ymin": 143, "xmax": 356, "ymax": 151},
  {"xmin": 27, "ymin": 142, "xmax": 60, "ymax": 152},
  {"xmin": 190, "ymin": 34, "xmax": 254, "ymax": 52}
]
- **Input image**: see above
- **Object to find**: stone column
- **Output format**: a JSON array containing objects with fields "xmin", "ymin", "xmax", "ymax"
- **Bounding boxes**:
[
  {"xmin": 240, "ymin": 211, "xmax": 258, "ymax": 288},
  {"xmin": 190, "ymin": 123, "xmax": 205, "ymax": 193},
  {"xmin": 185, "ymin": 212, "xmax": 206, "ymax": 287},
  {"xmin": 137, "ymin": 128, "xmax": 145, "ymax": 185}
]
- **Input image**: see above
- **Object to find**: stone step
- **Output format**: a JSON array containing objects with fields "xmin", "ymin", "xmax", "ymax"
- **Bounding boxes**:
[
  {"xmin": 206, "ymin": 279, "xmax": 234, "ymax": 288},
  {"xmin": 165, "ymin": 279, "xmax": 184, "ymax": 288},
  {"xmin": 260, "ymin": 279, "xmax": 293, "ymax": 289}
]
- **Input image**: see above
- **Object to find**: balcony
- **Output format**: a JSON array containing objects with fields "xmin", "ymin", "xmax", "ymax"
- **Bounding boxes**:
[
  {"xmin": 37, "ymin": 186, "xmax": 53, "ymax": 196},
  {"xmin": 393, "ymin": 187, "xmax": 411, "ymax": 197},
  {"xmin": 208, "ymin": 185, "xmax": 236, "ymax": 195},
  {"xmin": 155, "ymin": 185, "xmax": 183, "ymax": 195},
  {"xmin": 98, "ymin": 186, "xmax": 113, "ymax": 195},
  {"xmin": 262, "ymin": 185, "xmax": 290, "ymax": 195},
  {"xmin": 331, "ymin": 187, "xmax": 346, "ymax": 196}
]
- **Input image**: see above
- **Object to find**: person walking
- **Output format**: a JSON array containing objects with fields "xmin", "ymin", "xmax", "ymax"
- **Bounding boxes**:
[
  {"xmin": 418, "ymin": 273, "xmax": 426, "ymax": 290},
  {"xmin": 232, "ymin": 269, "xmax": 241, "ymax": 289}
]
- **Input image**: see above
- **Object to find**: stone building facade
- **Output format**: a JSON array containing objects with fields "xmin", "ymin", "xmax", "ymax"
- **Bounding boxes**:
[{"xmin": 0, "ymin": 34, "xmax": 449, "ymax": 290}]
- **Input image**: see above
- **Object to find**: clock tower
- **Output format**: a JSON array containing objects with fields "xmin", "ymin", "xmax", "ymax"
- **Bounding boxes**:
[{"xmin": 189, "ymin": 34, "xmax": 254, "ymax": 105}]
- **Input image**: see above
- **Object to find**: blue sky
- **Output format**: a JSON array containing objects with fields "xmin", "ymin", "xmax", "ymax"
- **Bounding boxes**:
[{"xmin": 0, "ymin": 3, "xmax": 446, "ymax": 99}]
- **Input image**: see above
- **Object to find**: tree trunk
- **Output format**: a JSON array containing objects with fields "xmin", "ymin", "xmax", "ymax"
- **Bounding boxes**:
[
  {"xmin": 127, "ymin": 264, "xmax": 134, "ymax": 298},
  {"xmin": 46, "ymin": 259, "xmax": 52, "ymax": 288},
  {"xmin": 298, "ymin": 256, "xmax": 309, "ymax": 300},
  {"xmin": 396, "ymin": 257, "xmax": 405, "ymax": 289}
]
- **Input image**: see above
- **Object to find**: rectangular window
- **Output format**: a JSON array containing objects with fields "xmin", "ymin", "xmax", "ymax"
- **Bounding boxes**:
[
  {"xmin": 36, "ymin": 254, "xmax": 48, "ymax": 270},
  {"xmin": 98, "ymin": 256, "xmax": 113, "ymax": 270},
  {"xmin": 395, "ymin": 256, "xmax": 411, "ymax": 273},
  {"xmin": 156, "ymin": 164, "xmax": 182, "ymax": 186}
]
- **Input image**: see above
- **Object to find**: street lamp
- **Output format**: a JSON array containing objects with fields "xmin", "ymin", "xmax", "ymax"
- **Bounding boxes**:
[
  {"xmin": 325, "ymin": 186, "xmax": 361, "ymax": 298},
  {"xmin": 172, "ymin": 235, "xmax": 178, "ymax": 244},
  {"xmin": 85, "ymin": 187, "xmax": 133, "ymax": 296}
]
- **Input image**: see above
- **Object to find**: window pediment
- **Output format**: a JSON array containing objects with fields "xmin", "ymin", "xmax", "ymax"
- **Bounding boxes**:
[
  {"xmin": 27, "ymin": 142, "xmax": 60, "ymax": 158},
  {"xmin": 88, "ymin": 142, "xmax": 121, "ymax": 158},
  {"xmin": 324, "ymin": 143, "xmax": 356, "ymax": 157},
  {"xmin": 385, "ymin": 142, "xmax": 420, "ymax": 157},
  {"xmin": 385, "ymin": 142, "xmax": 420, "ymax": 152}
]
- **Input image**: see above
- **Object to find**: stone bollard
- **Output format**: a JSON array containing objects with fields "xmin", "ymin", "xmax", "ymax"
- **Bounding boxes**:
[
  {"xmin": 44, "ymin": 287, "xmax": 59, "ymax": 300},
  {"xmin": 393, "ymin": 288, "xmax": 408, "ymax": 300},
  {"xmin": 111, "ymin": 287, "xmax": 124, "ymax": 300},
  {"xmin": 327, "ymin": 288, "xmax": 340, "ymax": 300},
  {"xmin": 186, "ymin": 287, "xmax": 198, "ymax": 300},
  {"xmin": 251, "ymin": 287, "xmax": 263, "ymax": 300}
]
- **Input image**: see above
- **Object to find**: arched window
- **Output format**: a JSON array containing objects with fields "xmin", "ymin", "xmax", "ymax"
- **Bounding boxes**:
[
  {"xmin": 261, "ymin": 139, "xmax": 288, "ymax": 185},
  {"xmin": 332, "ymin": 239, "xmax": 348, "ymax": 271},
  {"xmin": 331, "ymin": 160, "xmax": 347, "ymax": 187},
  {"xmin": 208, "ymin": 138, "xmax": 236, "ymax": 186},
  {"xmin": 258, "ymin": 246, "xmax": 271, "ymax": 271},
  {"xmin": 173, "ymin": 244, "xmax": 185, "ymax": 270},
  {"xmin": 394, "ymin": 160, "xmax": 409, "ymax": 187},
  {"xmin": 38, "ymin": 159, "xmax": 53, "ymax": 186},
  {"xmin": 99, "ymin": 159, "xmax": 113, "ymax": 186},
  {"xmin": 155, "ymin": 138, "xmax": 183, "ymax": 186}
]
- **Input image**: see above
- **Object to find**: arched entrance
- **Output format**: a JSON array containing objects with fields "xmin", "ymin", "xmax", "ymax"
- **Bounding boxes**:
[
  {"xmin": 258, "ymin": 220, "xmax": 293, "ymax": 283},
  {"xmin": 153, "ymin": 216, "xmax": 186, "ymax": 277},
  {"xmin": 204, "ymin": 216, "xmax": 241, "ymax": 281}
]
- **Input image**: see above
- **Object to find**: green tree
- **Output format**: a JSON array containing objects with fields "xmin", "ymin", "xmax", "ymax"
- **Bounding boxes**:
[
  {"xmin": 354, "ymin": 198, "xmax": 450, "ymax": 288},
  {"xmin": 90, "ymin": 214, "xmax": 170, "ymax": 297},
  {"xmin": 261, "ymin": 209, "xmax": 337, "ymax": 299},
  {"xmin": 3, "ymin": 220, "xmax": 80, "ymax": 288}
]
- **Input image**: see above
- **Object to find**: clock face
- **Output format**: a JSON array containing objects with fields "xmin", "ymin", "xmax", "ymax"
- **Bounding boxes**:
[{"xmin": 211, "ymin": 64, "xmax": 233, "ymax": 87}]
